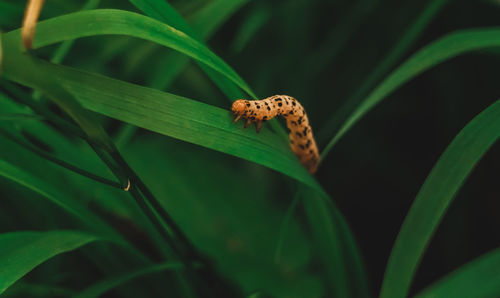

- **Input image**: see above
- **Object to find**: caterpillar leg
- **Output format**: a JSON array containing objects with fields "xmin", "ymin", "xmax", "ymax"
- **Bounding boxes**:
[
  {"xmin": 255, "ymin": 121, "xmax": 263, "ymax": 133},
  {"xmin": 233, "ymin": 114, "xmax": 242, "ymax": 123},
  {"xmin": 244, "ymin": 118, "xmax": 252, "ymax": 128}
]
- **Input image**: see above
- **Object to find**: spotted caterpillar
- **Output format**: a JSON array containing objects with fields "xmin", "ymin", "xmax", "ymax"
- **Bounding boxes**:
[{"xmin": 231, "ymin": 95, "xmax": 320, "ymax": 174}]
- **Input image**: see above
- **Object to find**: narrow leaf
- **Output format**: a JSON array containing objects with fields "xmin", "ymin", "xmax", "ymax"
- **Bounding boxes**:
[
  {"xmin": 0, "ymin": 230, "xmax": 98, "ymax": 294},
  {"xmin": 22, "ymin": 9, "xmax": 252, "ymax": 96},
  {"xmin": 0, "ymin": 158, "xmax": 126, "ymax": 245},
  {"xmin": 75, "ymin": 262, "xmax": 184, "ymax": 298},
  {"xmin": 0, "ymin": 113, "xmax": 43, "ymax": 121},
  {"xmin": 1, "ymin": 37, "xmax": 321, "ymax": 192},
  {"xmin": 380, "ymin": 100, "xmax": 500, "ymax": 298},
  {"xmin": 415, "ymin": 247, "xmax": 500, "ymax": 298},
  {"xmin": 189, "ymin": 0, "xmax": 250, "ymax": 40},
  {"xmin": 318, "ymin": 0, "xmax": 449, "ymax": 144},
  {"xmin": 303, "ymin": 187, "xmax": 370, "ymax": 298},
  {"xmin": 322, "ymin": 28, "xmax": 500, "ymax": 160}
]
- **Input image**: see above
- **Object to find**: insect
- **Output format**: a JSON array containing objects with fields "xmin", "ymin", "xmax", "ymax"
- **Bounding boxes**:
[{"xmin": 231, "ymin": 95, "xmax": 320, "ymax": 174}]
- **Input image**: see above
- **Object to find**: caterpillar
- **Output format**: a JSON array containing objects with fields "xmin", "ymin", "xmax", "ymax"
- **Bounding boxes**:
[{"xmin": 231, "ymin": 95, "xmax": 320, "ymax": 174}]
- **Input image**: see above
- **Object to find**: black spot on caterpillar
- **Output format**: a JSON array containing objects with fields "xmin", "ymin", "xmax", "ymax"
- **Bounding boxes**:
[{"xmin": 231, "ymin": 95, "xmax": 320, "ymax": 173}]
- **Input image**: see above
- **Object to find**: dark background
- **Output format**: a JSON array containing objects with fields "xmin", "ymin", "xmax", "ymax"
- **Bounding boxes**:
[
  {"xmin": 211, "ymin": 0, "xmax": 500, "ymax": 295},
  {"xmin": 1, "ymin": 0, "xmax": 500, "ymax": 296}
]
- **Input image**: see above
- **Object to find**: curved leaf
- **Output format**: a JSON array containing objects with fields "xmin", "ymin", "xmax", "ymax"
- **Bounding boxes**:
[
  {"xmin": 128, "ymin": 0, "xmax": 192, "ymax": 32},
  {"xmin": 118, "ymin": 0, "xmax": 250, "ymax": 145},
  {"xmin": 75, "ymin": 262, "xmax": 184, "ymax": 297},
  {"xmin": 19, "ymin": 9, "xmax": 252, "ymax": 96},
  {"xmin": 380, "ymin": 100, "xmax": 500, "ymax": 298},
  {"xmin": 0, "ymin": 230, "xmax": 98, "ymax": 294},
  {"xmin": 188, "ymin": 0, "xmax": 250, "ymax": 40},
  {"xmin": 0, "ymin": 158, "xmax": 129, "ymax": 247},
  {"xmin": 322, "ymin": 28, "xmax": 500, "ymax": 160},
  {"xmin": 318, "ymin": 0, "xmax": 449, "ymax": 144},
  {"xmin": 1, "ymin": 36, "xmax": 320, "ymax": 192},
  {"xmin": 1, "ymin": 9, "xmax": 367, "ymax": 296},
  {"xmin": 415, "ymin": 247, "xmax": 500, "ymax": 298},
  {"xmin": 130, "ymin": 0, "xmax": 254, "ymax": 103},
  {"xmin": 303, "ymin": 187, "xmax": 370, "ymax": 298},
  {"xmin": 0, "ymin": 158, "xmax": 103, "ymax": 225}
]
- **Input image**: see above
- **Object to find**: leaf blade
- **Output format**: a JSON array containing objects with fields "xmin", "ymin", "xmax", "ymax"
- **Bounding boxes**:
[
  {"xmin": 415, "ymin": 247, "xmax": 500, "ymax": 298},
  {"xmin": 322, "ymin": 28, "xmax": 500, "ymax": 160},
  {"xmin": 1, "ymin": 35, "xmax": 320, "ymax": 192},
  {"xmin": 0, "ymin": 230, "xmax": 98, "ymax": 294},
  {"xmin": 75, "ymin": 262, "xmax": 184, "ymax": 298},
  {"xmin": 25, "ymin": 9, "xmax": 252, "ymax": 97},
  {"xmin": 380, "ymin": 100, "xmax": 500, "ymax": 298}
]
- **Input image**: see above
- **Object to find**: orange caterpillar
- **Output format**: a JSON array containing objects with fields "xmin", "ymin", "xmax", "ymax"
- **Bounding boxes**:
[{"xmin": 231, "ymin": 95, "xmax": 320, "ymax": 174}]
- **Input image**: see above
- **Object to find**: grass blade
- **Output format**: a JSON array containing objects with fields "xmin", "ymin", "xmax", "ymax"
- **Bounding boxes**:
[
  {"xmin": 230, "ymin": 4, "xmax": 270, "ymax": 53},
  {"xmin": 20, "ymin": 9, "xmax": 252, "ymax": 97},
  {"xmin": 0, "ymin": 158, "xmax": 102, "ymax": 225},
  {"xmin": 188, "ymin": 0, "xmax": 250, "ymax": 40},
  {"xmin": 0, "ymin": 113, "xmax": 42, "ymax": 121},
  {"xmin": 2, "ymin": 8, "xmax": 369, "ymax": 296},
  {"xmin": 274, "ymin": 192, "xmax": 301, "ymax": 265},
  {"xmin": 2, "ymin": 282, "xmax": 74, "ymax": 297},
  {"xmin": 3, "ymin": 24, "xmax": 367, "ymax": 296},
  {"xmin": 318, "ymin": 0, "xmax": 449, "ymax": 144},
  {"xmin": 119, "ymin": 0, "xmax": 250, "ymax": 145},
  {"xmin": 128, "ymin": 0, "xmax": 193, "ymax": 33},
  {"xmin": 75, "ymin": 262, "xmax": 184, "ymax": 297},
  {"xmin": 306, "ymin": 0, "xmax": 379, "ymax": 76},
  {"xmin": 0, "ymin": 128, "xmax": 121, "ymax": 189},
  {"xmin": 415, "ymin": 247, "xmax": 500, "ymax": 298},
  {"xmin": 380, "ymin": 100, "xmax": 500, "ymax": 298},
  {"xmin": 303, "ymin": 187, "xmax": 371, "ymax": 298},
  {"xmin": 0, "ymin": 158, "xmax": 130, "ymax": 246},
  {"xmin": 1, "ymin": 36, "xmax": 320, "ymax": 191},
  {"xmin": 0, "ymin": 230, "xmax": 98, "ymax": 294},
  {"xmin": 322, "ymin": 27, "xmax": 500, "ymax": 160},
  {"xmin": 49, "ymin": 0, "xmax": 101, "ymax": 65}
]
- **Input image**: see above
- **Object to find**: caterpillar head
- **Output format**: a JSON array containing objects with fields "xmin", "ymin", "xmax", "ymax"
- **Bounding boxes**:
[
  {"xmin": 232, "ymin": 100, "xmax": 246, "ymax": 114},
  {"xmin": 231, "ymin": 100, "xmax": 247, "ymax": 122}
]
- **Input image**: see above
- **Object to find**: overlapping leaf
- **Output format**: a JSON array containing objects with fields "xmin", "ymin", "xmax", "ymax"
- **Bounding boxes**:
[
  {"xmin": 380, "ymin": 100, "xmax": 500, "ymax": 298},
  {"xmin": 0, "ymin": 230, "xmax": 99, "ymax": 294}
]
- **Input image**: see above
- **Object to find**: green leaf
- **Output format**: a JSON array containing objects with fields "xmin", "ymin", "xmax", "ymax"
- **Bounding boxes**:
[
  {"xmin": 75, "ymin": 262, "xmax": 184, "ymax": 298},
  {"xmin": 318, "ymin": 0, "xmax": 449, "ymax": 144},
  {"xmin": 303, "ymin": 187, "xmax": 370, "ymax": 298},
  {"xmin": 415, "ymin": 247, "xmax": 500, "ymax": 298},
  {"xmin": 230, "ymin": 4, "xmax": 271, "ymax": 53},
  {"xmin": 0, "ymin": 113, "xmax": 43, "ymax": 121},
  {"xmin": 128, "ymin": 0, "xmax": 194, "ymax": 34},
  {"xmin": 2, "ymin": 8, "xmax": 367, "ymax": 296},
  {"xmin": 0, "ymin": 158, "xmax": 126, "ymax": 245},
  {"xmin": 48, "ymin": 0, "xmax": 102, "ymax": 66},
  {"xmin": 0, "ymin": 158, "xmax": 100, "ymax": 224},
  {"xmin": 2, "ymin": 281, "xmax": 75, "ymax": 297},
  {"xmin": 188, "ymin": 0, "xmax": 250, "ymax": 40},
  {"xmin": 0, "ymin": 230, "xmax": 98, "ymax": 294},
  {"xmin": 322, "ymin": 27, "xmax": 500, "ymax": 160},
  {"xmin": 274, "ymin": 192, "xmax": 301, "ymax": 265},
  {"xmin": 380, "ymin": 99, "xmax": 500, "ymax": 298},
  {"xmin": 22, "ymin": 9, "xmax": 251, "ymax": 97},
  {"xmin": 123, "ymin": 136, "xmax": 321, "ymax": 297},
  {"xmin": 120, "ymin": 0, "xmax": 250, "ymax": 145},
  {"xmin": 1, "ymin": 39, "xmax": 320, "ymax": 193},
  {"xmin": 128, "ymin": 0, "xmax": 250, "ymax": 92}
]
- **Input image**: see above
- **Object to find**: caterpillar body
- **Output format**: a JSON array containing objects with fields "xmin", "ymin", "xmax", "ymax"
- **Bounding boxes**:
[{"xmin": 231, "ymin": 95, "xmax": 320, "ymax": 174}]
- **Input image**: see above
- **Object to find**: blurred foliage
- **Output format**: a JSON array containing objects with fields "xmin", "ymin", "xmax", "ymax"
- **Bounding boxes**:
[{"xmin": 1, "ymin": 0, "xmax": 500, "ymax": 297}]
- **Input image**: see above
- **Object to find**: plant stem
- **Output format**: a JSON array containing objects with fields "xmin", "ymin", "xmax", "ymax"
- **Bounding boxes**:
[{"xmin": 0, "ymin": 128, "xmax": 122, "ymax": 189}]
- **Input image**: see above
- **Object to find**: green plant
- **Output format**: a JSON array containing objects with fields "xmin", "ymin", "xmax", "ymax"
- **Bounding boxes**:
[{"xmin": 1, "ymin": 0, "xmax": 500, "ymax": 297}]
